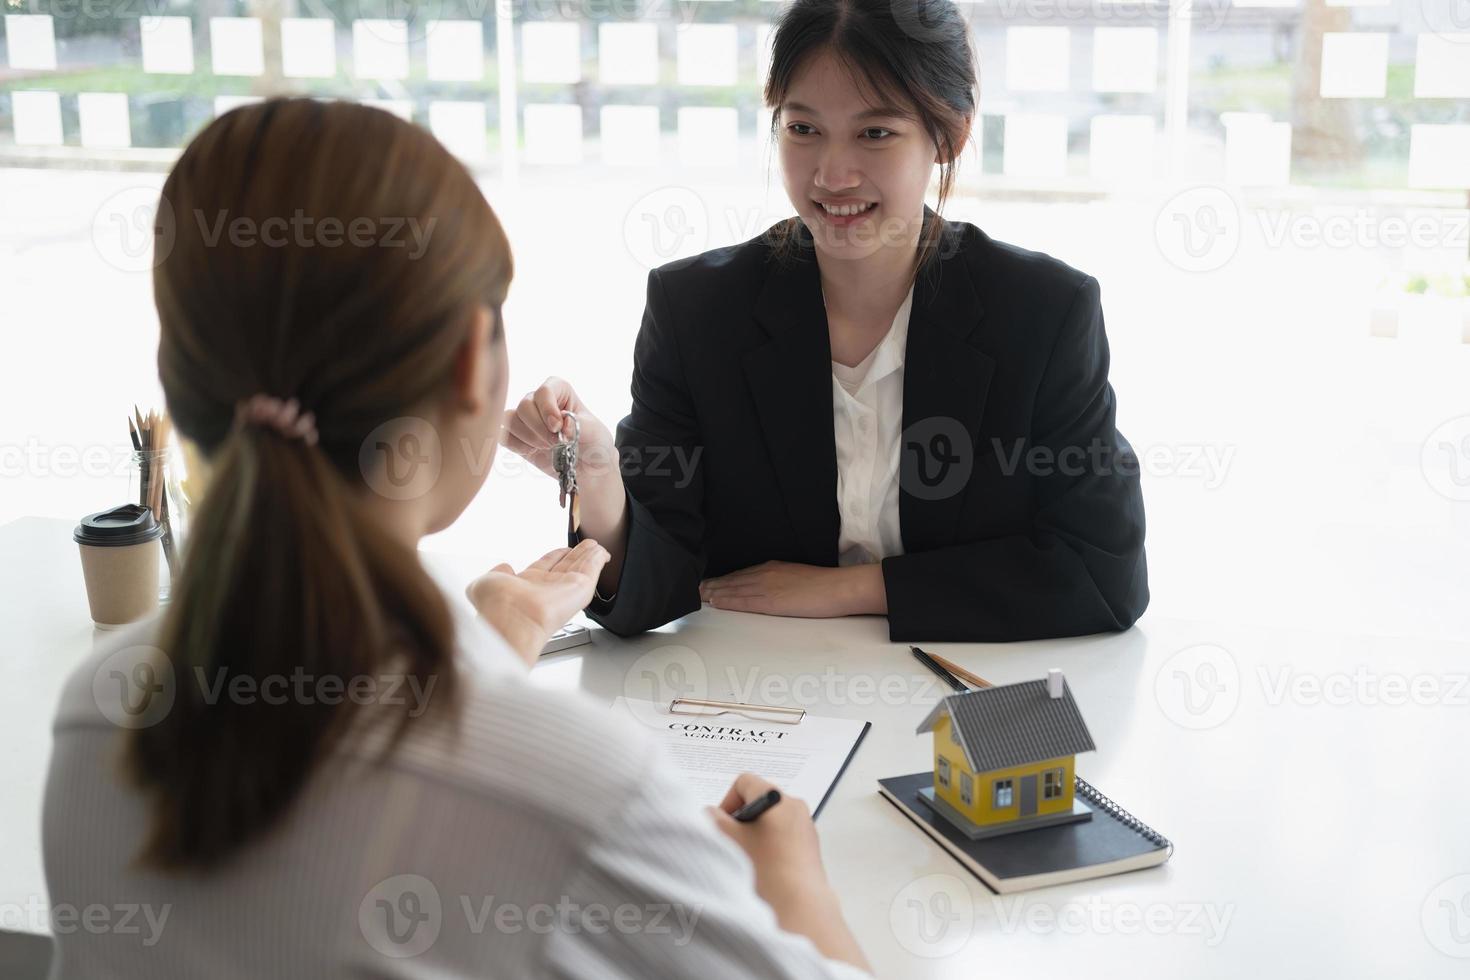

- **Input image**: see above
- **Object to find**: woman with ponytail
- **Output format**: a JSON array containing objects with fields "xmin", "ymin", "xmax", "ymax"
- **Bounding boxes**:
[{"xmin": 42, "ymin": 99, "xmax": 870, "ymax": 978}]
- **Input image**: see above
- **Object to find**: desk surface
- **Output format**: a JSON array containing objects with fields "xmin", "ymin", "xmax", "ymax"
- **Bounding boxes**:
[{"xmin": 3, "ymin": 515, "xmax": 1466, "ymax": 977}]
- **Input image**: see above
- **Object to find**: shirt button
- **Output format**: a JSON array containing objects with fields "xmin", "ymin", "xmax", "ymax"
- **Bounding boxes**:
[{"xmin": 858, "ymin": 416, "xmax": 871, "ymax": 432}]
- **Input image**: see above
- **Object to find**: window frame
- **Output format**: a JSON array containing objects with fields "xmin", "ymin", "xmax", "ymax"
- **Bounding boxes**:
[{"xmin": 993, "ymin": 777, "xmax": 1014, "ymax": 808}]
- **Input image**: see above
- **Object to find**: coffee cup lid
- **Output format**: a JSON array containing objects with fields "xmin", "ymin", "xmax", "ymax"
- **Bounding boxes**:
[{"xmin": 74, "ymin": 504, "xmax": 163, "ymax": 547}]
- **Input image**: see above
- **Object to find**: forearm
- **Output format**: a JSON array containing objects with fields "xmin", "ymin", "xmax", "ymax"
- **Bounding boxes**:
[
  {"xmin": 761, "ymin": 877, "xmax": 872, "ymax": 975},
  {"xmin": 577, "ymin": 470, "xmax": 630, "ymax": 595},
  {"xmin": 835, "ymin": 563, "xmax": 887, "ymax": 616}
]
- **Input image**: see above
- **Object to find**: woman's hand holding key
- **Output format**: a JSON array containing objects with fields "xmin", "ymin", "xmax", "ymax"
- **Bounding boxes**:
[{"xmin": 502, "ymin": 378, "xmax": 630, "ymax": 595}]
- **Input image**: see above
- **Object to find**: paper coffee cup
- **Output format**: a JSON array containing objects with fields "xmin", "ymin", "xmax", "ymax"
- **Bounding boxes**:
[{"xmin": 74, "ymin": 504, "xmax": 163, "ymax": 629}]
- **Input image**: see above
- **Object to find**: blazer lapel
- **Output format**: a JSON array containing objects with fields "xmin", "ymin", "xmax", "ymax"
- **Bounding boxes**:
[
  {"xmin": 900, "ymin": 221, "xmax": 995, "ymax": 551},
  {"xmin": 745, "ymin": 244, "xmax": 841, "ymax": 566}
]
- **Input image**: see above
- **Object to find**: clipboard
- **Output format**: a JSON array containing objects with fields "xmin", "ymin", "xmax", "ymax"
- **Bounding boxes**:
[
  {"xmin": 612, "ymin": 696, "xmax": 871, "ymax": 819},
  {"xmin": 669, "ymin": 697, "xmax": 807, "ymax": 725}
]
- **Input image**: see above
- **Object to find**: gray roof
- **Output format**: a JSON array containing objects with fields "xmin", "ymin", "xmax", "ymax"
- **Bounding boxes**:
[{"xmin": 916, "ymin": 679, "xmax": 1095, "ymax": 773}]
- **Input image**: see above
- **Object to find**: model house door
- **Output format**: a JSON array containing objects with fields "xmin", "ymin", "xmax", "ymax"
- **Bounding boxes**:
[{"xmin": 1019, "ymin": 774, "xmax": 1038, "ymax": 816}]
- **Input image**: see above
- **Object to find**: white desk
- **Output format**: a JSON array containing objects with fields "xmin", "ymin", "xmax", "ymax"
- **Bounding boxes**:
[{"xmin": 3, "ymin": 515, "xmax": 1466, "ymax": 978}]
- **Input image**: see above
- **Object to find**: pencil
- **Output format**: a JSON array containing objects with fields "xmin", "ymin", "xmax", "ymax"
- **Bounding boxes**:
[{"xmin": 928, "ymin": 651, "xmax": 993, "ymax": 690}]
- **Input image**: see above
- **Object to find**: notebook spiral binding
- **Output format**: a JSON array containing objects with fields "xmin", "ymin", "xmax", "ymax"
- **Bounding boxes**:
[{"xmin": 1075, "ymin": 777, "xmax": 1174, "ymax": 854}]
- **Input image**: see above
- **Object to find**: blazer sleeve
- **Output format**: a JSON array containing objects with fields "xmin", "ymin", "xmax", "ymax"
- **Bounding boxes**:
[
  {"xmin": 582, "ymin": 270, "xmax": 707, "ymax": 637},
  {"xmin": 880, "ymin": 276, "xmax": 1149, "ymax": 642}
]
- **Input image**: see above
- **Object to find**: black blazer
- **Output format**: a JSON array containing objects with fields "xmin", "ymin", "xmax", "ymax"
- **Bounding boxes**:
[{"xmin": 584, "ymin": 217, "xmax": 1148, "ymax": 642}]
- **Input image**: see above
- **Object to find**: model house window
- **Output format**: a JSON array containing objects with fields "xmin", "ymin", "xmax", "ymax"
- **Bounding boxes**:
[
  {"xmin": 993, "ymin": 778, "xmax": 1013, "ymax": 808},
  {"xmin": 937, "ymin": 756, "xmax": 951, "ymax": 788},
  {"xmin": 1043, "ymin": 768, "xmax": 1065, "ymax": 799},
  {"xmin": 959, "ymin": 772, "xmax": 973, "ymax": 806}
]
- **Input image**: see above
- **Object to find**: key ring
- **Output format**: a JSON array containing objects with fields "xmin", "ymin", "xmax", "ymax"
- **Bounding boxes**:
[{"xmin": 560, "ymin": 410, "xmax": 580, "ymax": 447}]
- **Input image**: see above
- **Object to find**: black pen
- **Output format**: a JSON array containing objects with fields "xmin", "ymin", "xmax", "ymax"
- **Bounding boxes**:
[
  {"xmin": 911, "ymin": 646, "xmax": 968, "ymax": 693},
  {"xmin": 732, "ymin": 788, "xmax": 782, "ymax": 822}
]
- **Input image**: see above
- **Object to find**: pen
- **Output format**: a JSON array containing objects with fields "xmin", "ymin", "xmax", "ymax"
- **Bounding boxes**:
[
  {"xmin": 910, "ymin": 646, "xmax": 968, "ymax": 693},
  {"xmin": 732, "ymin": 788, "xmax": 782, "ymax": 822}
]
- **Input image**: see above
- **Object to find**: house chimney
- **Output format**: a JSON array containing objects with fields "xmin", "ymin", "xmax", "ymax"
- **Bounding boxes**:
[{"xmin": 1047, "ymin": 668, "xmax": 1064, "ymax": 699}]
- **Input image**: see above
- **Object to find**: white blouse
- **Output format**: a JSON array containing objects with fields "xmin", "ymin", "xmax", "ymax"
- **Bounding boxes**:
[{"xmin": 830, "ymin": 286, "xmax": 913, "ymax": 567}]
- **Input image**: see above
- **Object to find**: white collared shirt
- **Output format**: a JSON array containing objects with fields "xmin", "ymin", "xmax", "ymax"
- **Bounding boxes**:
[
  {"xmin": 830, "ymin": 286, "xmax": 913, "ymax": 567},
  {"xmin": 43, "ymin": 595, "xmax": 871, "ymax": 980}
]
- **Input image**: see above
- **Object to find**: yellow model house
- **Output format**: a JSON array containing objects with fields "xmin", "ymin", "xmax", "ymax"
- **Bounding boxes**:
[{"xmin": 915, "ymin": 669, "xmax": 1096, "ymax": 839}]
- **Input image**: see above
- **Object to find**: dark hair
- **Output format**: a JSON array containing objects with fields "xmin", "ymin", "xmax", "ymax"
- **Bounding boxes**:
[
  {"xmin": 129, "ymin": 99, "xmax": 513, "ymax": 870},
  {"xmin": 763, "ymin": 0, "xmax": 978, "ymax": 269}
]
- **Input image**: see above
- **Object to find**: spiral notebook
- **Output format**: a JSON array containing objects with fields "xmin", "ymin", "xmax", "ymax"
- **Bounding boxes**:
[{"xmin": 878, "ymin": 772, "xmax": 1172, "ymax": 894}]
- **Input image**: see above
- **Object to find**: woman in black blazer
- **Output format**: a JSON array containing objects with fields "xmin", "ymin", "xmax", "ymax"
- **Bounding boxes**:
[{"xmin": 503, "ymin": 0, "xmax": 1148, "ymax": 642}]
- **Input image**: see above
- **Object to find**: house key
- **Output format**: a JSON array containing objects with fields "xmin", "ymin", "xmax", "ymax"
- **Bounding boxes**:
[{"xmin": 552, "ymin": 411, "xmax": 581, "ymax": 543}]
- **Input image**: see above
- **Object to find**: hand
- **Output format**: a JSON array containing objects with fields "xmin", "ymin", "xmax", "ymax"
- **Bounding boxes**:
[
  {"xmin": 707, "ymin": 773, "xmax": 872, "ymax": 974},
  {"xmin": 500, "ymin": 378, "xmax": 630, "ymax": 597},
  {"xmin": 700, "ymin": 561, "xmax": 888, "ymax": 618},
  {"xmin": 706, "ymin": 773, "xmax": 827, "ymax": 905},
  {"xmin": 500, "ymin": 377, "xmax": 619, "ymax": 490},
  {"xmin": 465, "ymin": 539, "xmax": 610, "ymax": 666}
]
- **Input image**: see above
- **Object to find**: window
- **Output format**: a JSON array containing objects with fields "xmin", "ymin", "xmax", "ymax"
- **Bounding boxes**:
[
  {"xmin": 959, "ymin": 772, "xmax": 974, "ymax": 806},
  {"xmin": 993, "ymin": 778, "xmax": 1014, "ymax": 808},
  {"xmin": 1043, "ymin": 768, "xmax": 1066, "ymax": 800},
  {"xmin": 937, "ymin": 756, "xmax": 951, "ymax": 789}
]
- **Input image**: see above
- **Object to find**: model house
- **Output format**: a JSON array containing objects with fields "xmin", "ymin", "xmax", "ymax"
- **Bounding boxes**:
[{"xmin": 915, "ymin": 669, "xmax": 1097, "ymax": 839}]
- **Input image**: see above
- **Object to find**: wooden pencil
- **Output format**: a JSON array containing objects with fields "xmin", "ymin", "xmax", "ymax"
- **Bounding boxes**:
[{"xmin": 928, "ymin": 651, "xmax": 993, "ymax": 690}]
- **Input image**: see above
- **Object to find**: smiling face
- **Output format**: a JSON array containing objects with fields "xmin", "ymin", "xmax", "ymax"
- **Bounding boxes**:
[{"xmin": 777, "ymin": 48, "xmax": 942, "ymax": 264}]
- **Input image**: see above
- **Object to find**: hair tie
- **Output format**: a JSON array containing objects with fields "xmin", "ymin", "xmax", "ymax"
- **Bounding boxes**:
[{"xmin": 234, "ymin": 394, "xmax": 319, "ymax": 446}]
